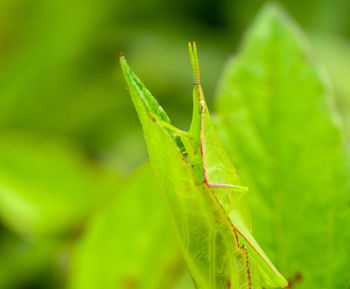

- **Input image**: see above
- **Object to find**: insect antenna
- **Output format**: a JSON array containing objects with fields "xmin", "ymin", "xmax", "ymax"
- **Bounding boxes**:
[{"xmin": 188, "ymin": 41, "xmax": 200, "ymax": 85}]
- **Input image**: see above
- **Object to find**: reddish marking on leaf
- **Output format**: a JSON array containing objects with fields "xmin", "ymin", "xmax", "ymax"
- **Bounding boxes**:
[
  {"xmin": 216, "ymin": 218, "xmax": 221, "ymax": 223},
  {"xmin": 227, "ymin": 279, "xmax": 231, "ymax": 288}
]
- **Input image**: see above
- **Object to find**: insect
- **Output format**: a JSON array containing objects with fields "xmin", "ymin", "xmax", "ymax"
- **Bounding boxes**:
[{"xmin": 121, "ymin": 42, "xmax": 287, "ymax": 289}]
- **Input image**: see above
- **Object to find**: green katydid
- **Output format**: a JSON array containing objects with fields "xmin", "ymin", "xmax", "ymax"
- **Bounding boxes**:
[{"xmin": 120, "ymin": 42, "xmax": 287, "ymax": 289}]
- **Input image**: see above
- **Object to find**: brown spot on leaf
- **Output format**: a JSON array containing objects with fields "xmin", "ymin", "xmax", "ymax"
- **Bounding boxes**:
[
  {"xmin": 121, "ymin": 277, "xmax": 138, "ymax": 289},
  {"xmin": 295, "ymin": 272, "xmax": 303, "ymax": 281},
  {"xmin": 227, "ymin": 279, "xmax": 231, "ymax": 288},
  {"xmin": 69, "ymin": 220, "xmax": 86, "ymax": 240},
  {"xmin": 287, "ymin": 271, "xmax": 303, "ymax": 288}
]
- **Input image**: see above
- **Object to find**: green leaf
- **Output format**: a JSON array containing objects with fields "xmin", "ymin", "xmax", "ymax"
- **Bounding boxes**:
[
  {"xmin": 215, "ymin": 4, "xmax": 350, "ymax": 289},
  {"xmin": 121, "ymin": 42, "xmax": 286, "ymax": 288},
  {"xmin": 312, "ymin": 36, "xmax": 350, "ymax": 145},
  {"xmin": 0, "ymin": 231, "xmax": 55, "ymax": 289},
  {"xmin": 69, "ymin": 164, "xmax": 183, "ymax": 289},
  {"xmin": 0, "ymin": 132, "xmax": 116, "ymax": 237}
]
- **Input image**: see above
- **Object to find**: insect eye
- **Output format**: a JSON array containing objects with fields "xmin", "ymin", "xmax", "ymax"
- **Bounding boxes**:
[{"xmin": 200, "ymin": 100, "xmax": 206, "ymax": 112}]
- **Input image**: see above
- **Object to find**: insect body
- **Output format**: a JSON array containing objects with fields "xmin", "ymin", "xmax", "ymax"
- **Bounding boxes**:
[
  {"xmin": 120, "ymin": 43, "xmax": 287, "ymax": 289},
  {"xmin": 187, "ymin": 42, "xmax": 286, "ymax": 288}
]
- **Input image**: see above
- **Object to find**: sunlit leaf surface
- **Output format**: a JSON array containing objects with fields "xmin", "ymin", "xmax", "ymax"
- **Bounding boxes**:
[
  {"xmin": 70, "ymin": 165, "xmax": 183, "ymax": 289},
  {"xmin": 215, "ymin": 4, "xmax": 350, "ymax": 288}
]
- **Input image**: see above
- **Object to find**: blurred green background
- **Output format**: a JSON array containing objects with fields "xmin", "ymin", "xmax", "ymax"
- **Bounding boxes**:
[{"xmin": 0, "ymin": 0, "xmax": 349, "ymax": 288}]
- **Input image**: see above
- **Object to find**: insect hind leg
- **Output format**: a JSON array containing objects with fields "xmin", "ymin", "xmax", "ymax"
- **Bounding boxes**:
[
  {"xmin": 207, "ymin": 182, "xmax": 248, "ymax": 193},
  {"xmin": 207, "ymin": 182, "xmax": 248, "ymax": 210}
]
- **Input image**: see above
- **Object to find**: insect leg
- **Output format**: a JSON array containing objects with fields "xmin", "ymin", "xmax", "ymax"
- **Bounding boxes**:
[
  {"xmin": 148, "ymin": 112, "xmax": 188, "ymax": 136},
  {"xmin": 207, "ymin": 183, "xmax": 248, "ymax": 193}
]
